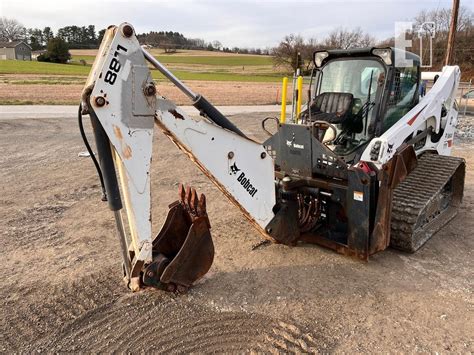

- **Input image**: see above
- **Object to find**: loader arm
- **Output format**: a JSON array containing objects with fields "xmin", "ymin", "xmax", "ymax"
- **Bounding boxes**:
[
  {"xmin": 360, "ymin": 65, "xmax": 461, "ymax": 167},
  {"xmin": 81, "ymin": 23, "xmax": 275, "ymax": 291}
]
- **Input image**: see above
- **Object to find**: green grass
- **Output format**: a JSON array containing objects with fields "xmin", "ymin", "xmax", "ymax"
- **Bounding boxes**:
[
  {"xmin": 0, "ymin": 99, "xmax": 64, "ymax": 105},
  {"xmin": 69, "ymin": 55, "xmax": 95, "ymax": 64},
  {"xmin": 71, "ymin": 54, "xmax": 273, "ymax": 66},
  {"xmin": 151, "ymin": 69, "xmax": 280, "ymax": 82},
  {"xmin": 0, "ymin": 74, "xmax": 86, "ymax": 85},
  {"xmin": 0, "ymin": 60, "xmax": 281, "ymax": 82},
  {"xmin": 0, "ymin": 60, "xmax": 90, "ymax": 76},
  {"xmin": 151, "ymin": 55, "xmax": 272, "ymax": 66}
]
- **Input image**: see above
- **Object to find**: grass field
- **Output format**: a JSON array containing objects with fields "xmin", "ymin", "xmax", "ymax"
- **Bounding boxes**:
[
  {"xmin": 69, "ymin": 48, "xmax": 270, "ymax": 57},
  {"xmin": 0, "ymin": 49, "xmax": 285, "ymax": 105},
  {"xmin": 71, "ymin": 54, "xmax": 273, "ymax": 66},
  {"xmin": 0, "ymin": 53, "xmax": 282, "ymax": 82},
  {"xmin": 0, "ymin": 61, "xmax": 281, "ymax": 82},
  {"xmin": 152, "ymin": 70, "xmax": 279, "ymax": 82},
  {"xmin": 0, "ymin": 60, "xmax": 91, "ymax": 76}
]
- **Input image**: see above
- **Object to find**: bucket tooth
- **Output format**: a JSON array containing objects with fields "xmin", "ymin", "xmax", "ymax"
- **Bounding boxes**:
[
  {"xmin": 178, "ymin": 183, "xmax": 186, "ymax": 203},
  {"xmin": 190, "ymin": 188, "xmax": 199, "ymax": 214},
  {"xmin": 185, "ymin": 185, "xmax": 192, "ymax": 207}
]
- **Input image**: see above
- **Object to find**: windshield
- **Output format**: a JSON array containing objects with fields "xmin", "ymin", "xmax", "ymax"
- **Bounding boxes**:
[{"xmin": 318, "ymin": 58, "xmax": 385, "ymax": 104}]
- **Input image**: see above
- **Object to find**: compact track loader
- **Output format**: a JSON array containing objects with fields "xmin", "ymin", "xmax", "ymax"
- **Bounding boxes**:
[{"xmin": 79, "ymin": 23, "xmax": 465, "ymax": 291}]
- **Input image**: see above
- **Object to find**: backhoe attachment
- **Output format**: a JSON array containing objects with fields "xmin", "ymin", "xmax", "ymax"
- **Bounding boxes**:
[
  {"xmin": 142, "ymin": 184, "xmax": 214, "ymax": 292},
  {"xmin": 81, "ymin": 23, "xmax": 275, "ymax": 292}
]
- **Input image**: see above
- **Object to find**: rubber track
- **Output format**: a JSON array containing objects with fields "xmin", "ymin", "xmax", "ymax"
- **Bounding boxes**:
[{"xmin": 390, "ymin": 154, "xmax": 465, "ymax": 252}]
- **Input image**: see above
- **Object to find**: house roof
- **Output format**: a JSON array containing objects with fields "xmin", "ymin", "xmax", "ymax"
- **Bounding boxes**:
[{"xmin": 0, "ymin": 41, "xmax": 32, "ymax": 49}]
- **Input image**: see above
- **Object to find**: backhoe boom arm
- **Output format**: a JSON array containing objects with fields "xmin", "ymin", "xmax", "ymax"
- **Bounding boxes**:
[{"xmin": 81, "ymin": 23, "xmax": 275, "ymax": 290}]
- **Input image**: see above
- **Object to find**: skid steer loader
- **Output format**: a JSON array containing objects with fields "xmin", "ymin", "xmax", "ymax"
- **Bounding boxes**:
[{"xmin": 79, "ymin": 23, "xmax": 465, "ymax": 292}]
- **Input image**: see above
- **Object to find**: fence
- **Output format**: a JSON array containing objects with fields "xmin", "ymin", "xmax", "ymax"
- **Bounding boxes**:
[{"xmin": 458, "ymin": 80, "xmax": 473, "ymax": 117}]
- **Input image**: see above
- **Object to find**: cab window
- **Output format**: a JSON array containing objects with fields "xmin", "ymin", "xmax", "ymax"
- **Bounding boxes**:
[
  {"xmin": 319, "ymin": 59, "xmax": 384, "ymax": 103},
  {"xmin": 383, "ymin": 66, "xmax": 419, "ymax": 131}
]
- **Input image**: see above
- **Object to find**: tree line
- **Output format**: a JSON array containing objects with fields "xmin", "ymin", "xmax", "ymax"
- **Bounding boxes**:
[
  {"xmin": 0, "ymin": 19, "xmax": 107, "ymax": 50},
  {"xmin": 272, "ymin": 27, "xmax": 376, "ymax": 72},
  {"xmin": 0, "ymin": 18, "xmax": 233, "ymax": 52},
  {"xmin": 0, "ymin": 17, "xmax": 272, "ymax": 55},
  {"xmin": 133, "ymin": 31, "xmax": 270, "ymax": 54},
  {"xmin": 272, "ymin": 6, "xmax": 473, "ymax": 76},
  {"xmin": 0, "ymin": 5, "xmax": 472, "ymax": 75}
]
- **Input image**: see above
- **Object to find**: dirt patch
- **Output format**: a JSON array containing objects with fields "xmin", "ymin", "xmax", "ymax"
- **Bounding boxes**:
[
  {"xmin": 2, "ymin": 270, "xmax": 319, "ymax": 353},
  {"xmin": 0, "ymin": 80, "xmax": 280, "ymax": 105},
  {"xmin": 0, "ymin": 113, "xmax": 473, "ymax": 352}
]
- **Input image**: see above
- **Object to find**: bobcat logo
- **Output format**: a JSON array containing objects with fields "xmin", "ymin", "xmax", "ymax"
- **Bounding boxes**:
[
  {"xmin": 229, "ymin": 162, "xmax": 258, "ymax": 197},
  {"xmin": 286, "ymin": 139, "xmax": 304, "ymax": 150},
  {"xmin": 230, "ymin": 162, "xmax": 241, "ymax": 175},
  {"xmin": 387, "ymin": 143, "xmax": 394, "ymax": 154}
]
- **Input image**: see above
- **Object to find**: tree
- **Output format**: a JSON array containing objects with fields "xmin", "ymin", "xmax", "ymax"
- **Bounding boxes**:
[
  {"xmin": 359, "ymin": 33, "xmax": 376, "ymax": 47},
  {"xmin": 212, "ymin": 40, "xmax": 222, "ymax": 51},
  {"xmin": 324, "ymin": 27, "xmax": 375, "ymax": 49},
  {"xmin": 414, "ymin": 6, "xmax": 472, "ymax": 38},
  {"xmin": 206, "ymin": 42, "xmax": 214, "ymax": 51},
  {"xmin": 43, "ymin": 27, "xmax": 54, "ymax": 42},
  {"xmin": 411, "ymin": 6, "xmax": 473, "ymax": 73},
  {"xmin": 28, "ymin": 35, "xmax": 41, "ymax": 50},
  {"xmin": 87, "ymin": 25, "xmax": 97, "ymax": 43},
  {"xmin": 272, "ymin": 34, "xmax": 306, "ymax": 72},
  {"xmin": 97, "ymin": 29, "xmax": 106, "ymax": 44},
  {"xmin": 0, "ymin": 17, "xmax": 26, "ymax": 41},
  {"xmin": 300, "ymin": 37, "xmax": 321, "ymax": 69},
  {"xmin": 41, "ymin": 37, "xmax": 71, "ymax": 63},
  {"xmin": 272, "ymin": 28, "xmax": 377, "ymax": 73},
  {"xmin": 28, "ymin": 28, "xmax": 44, "ymax": 50},
  {"xmin": 56, "ymin": 25, "xmax": 98, "ymax": 48}
]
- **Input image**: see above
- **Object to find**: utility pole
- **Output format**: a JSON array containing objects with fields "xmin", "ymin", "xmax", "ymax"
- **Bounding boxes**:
[{"xmin": 445, "ymin": 0, "xmax": 460, "ymax": 65}]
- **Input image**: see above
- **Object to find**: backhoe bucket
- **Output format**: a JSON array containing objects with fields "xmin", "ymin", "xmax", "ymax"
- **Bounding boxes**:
[{"xmin": 142, "ymin": 184, "xmax": 214, "ymax": 292}]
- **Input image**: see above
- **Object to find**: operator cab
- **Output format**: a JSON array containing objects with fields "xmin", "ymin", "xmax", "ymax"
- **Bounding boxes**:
[{"xmin": 301, "ymin": 47, "xmax": 421, "ymax": 164}]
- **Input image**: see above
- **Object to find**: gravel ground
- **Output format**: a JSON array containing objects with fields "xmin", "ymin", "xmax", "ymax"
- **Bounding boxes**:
[
  {"xmin": 456, "ymin": 113, "xmax": 474, "ymax": 140},
  {"xmin": 0, "ymin": 112, "xmax": 472, "ymax": 353}
]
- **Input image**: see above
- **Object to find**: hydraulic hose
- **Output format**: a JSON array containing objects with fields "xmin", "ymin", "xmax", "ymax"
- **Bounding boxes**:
[{"xmin": 78, "ymin": 104, "xmax": 107, "ymax": 201}]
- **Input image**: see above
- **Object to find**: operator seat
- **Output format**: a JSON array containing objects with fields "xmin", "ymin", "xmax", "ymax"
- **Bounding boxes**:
[{"xmin": 302, "ymin": 92, "xmax": 354, "ymax": 124}]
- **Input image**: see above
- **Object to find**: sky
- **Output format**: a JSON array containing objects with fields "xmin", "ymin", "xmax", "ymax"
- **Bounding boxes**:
[{"xmin": 1, "ymin": 0, "xmax": 473, "ymax": 48}]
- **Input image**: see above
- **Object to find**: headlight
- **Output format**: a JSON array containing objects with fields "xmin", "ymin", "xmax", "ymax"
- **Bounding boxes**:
[
  {"xmin": 370, "ymin": 141, "xmax": 382, "ymax": 161},
  {"xmin": 372, "ymin": 48, "xmax": 392, "ymax": 65},
  {"xmin": 313, "ymin": 51, "xmax": 329, "ymax": 67}
]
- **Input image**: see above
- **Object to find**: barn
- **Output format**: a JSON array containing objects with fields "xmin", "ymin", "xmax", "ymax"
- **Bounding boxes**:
[{"xmin": 0, "ymin": 41, "xmax": 32, "ymax": 60}]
